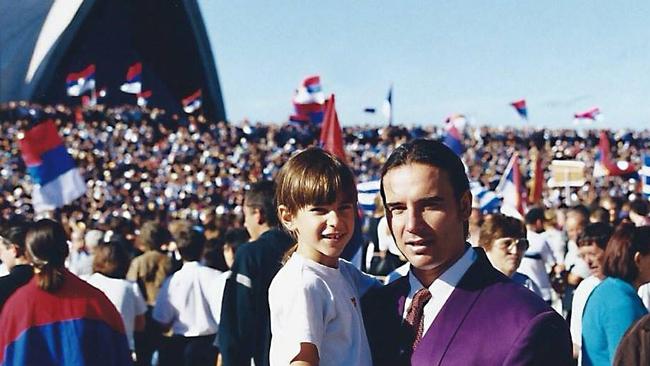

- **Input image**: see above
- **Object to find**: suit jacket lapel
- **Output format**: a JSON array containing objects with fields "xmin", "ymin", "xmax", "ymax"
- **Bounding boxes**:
[{"xmin": 412, "ymin": 248, "xmax": 498, "ymax": 366}]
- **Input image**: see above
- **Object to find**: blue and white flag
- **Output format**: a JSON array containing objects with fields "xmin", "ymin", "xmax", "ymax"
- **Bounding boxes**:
[
  {"xmin": 357, "ymin": 180, "xmax": 381, "ymax": 214},
  {"xmin": 470, "ymin": 182, "xmax": 501, "ymax": 214}
]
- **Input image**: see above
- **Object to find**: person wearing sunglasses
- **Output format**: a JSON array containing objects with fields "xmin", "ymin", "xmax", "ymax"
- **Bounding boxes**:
[
  {"xmin": 0, "ymin": 219, "xmax": 33, "ymax": 311},
  {"xmin": 479, "ymin": 213, "xmax": 543, "ymax": 298}
]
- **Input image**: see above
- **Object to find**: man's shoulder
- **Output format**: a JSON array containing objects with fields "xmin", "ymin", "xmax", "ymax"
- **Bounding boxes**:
[{"xmin": 236, "ymin": 229, "xmax": 293, "ymax": 258}]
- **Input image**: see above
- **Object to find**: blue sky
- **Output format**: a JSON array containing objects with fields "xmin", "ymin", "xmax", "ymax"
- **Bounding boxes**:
[{"xmin": 199, "ymin": 1, "xmax": 650, "ymax": 129}]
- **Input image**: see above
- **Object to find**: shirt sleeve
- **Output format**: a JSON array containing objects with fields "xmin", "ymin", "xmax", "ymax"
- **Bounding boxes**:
[
  {"xmin": 602, "ymin": 296, "xmax": 648, "ymax": 361},
  {"xmin": 130, "ymin": 281, "xmax": 148, "ymax": 316},
  {"xmin": 152, "ymin": 277, "xmax": 174, "ymax": 325},
  {"xmin": 269, "ymin": 274, "xmax": 332, "ymax": 364}
]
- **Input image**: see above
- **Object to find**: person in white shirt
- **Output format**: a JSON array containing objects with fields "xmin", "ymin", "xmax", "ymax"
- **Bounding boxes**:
[
  {"xmin": 570, "ymin": 222, "xmax": 613, "ymax": 365},
  {"xmin": 153, "ymin": 223, "xmax": 222, "ymax": 366},
  {"xmin": 86, "ymin": 242, "xmax": 147, "ymax": 353},
  {"xmin": 269, "ymin": 148, "xmax": 380, "ymax": 366},
  {"xmin": 519, "ymin": 207, "xmax": 558, "ymax": 303}
]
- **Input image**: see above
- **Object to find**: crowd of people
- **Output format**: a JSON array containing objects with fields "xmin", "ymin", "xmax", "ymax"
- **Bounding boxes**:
[{"xmin": 1, "ymin": 101, "xmax": 650, "ymax": 365}]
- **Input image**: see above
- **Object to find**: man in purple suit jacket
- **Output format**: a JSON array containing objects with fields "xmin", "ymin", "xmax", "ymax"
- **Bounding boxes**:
[{"xmin": 362, "ymin": 139, "xmax": 572, "ymax": 365}]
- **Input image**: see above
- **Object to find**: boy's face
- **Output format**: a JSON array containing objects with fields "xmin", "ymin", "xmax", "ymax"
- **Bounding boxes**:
[{"xmin": 279, "ymin": 197, "xmax": 355, "ymax": 267}]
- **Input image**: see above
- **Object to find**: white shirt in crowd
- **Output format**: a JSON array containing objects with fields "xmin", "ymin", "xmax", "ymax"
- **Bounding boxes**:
[
  {"xmin": 85, "ymin": 272, "xmax": 147, "ymax": 350},
  {"xmin": 269, "ymin": 253, "xmax": 379, "ymax": 366},
  {"xmin": 518, "ymin": 231, "xmax": 556, "ymax": 301},
  {"xmin": 404, "ymin": 246, "xmax": 476, "ymax": 335},
  {"xmin": 569, "ymin": 275, "xmax": 602, "ymax": 366},
  {"xmin": 564, "ymin": 239, "xmax": 591, "ymax": 279},
  {"xmin": 153, "ymin": 261, "xmax": 223, "ymax": 337},
  {"xmin": 377, "ymin": 216, "xmax": 401, "ymax": 257}
]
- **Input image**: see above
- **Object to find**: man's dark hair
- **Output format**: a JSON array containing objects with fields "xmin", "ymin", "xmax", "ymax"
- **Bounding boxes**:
[
  {"xmin": 380, "ymin": 139, "xmax": 470, "ymax": 236},
  {"xmin": 245, "ymin": 181, "xmax": 279, "ymax": 227},
  {"xmin": 630, "ymin": 198, "xmax": 649, "ymax": 216},
  {"xmin": 175, "ymin": 226, "xmax": 206, "ymax": 262},
  {"xmin": 525, "ymin": 207, "xmax": 545, "ymax": 225},
  {"xmin": 577, "ymin": 222, "xmax": 614, "ymax": 250}
]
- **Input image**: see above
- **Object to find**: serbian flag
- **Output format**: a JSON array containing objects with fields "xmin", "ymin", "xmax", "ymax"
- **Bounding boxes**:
[
  {"xmin": 137, "ymin": 90, "xmax": 152, "ymax": 107},
  {"xmin": 120, "ymin": 62, "xmax": 142, "ymax": 94},
  {"xmin": 511, "ymin": 99, "xmax": 528, "ymax": 120},
  {"xmin": 182, "ymin": 89, "xmax": 202, "ymax": 113},
  {"xmin": 18, "ymin": 120, "xmax": 86, "ymax": 212},
  {"xmin": 497, "ymin": 153, "xmax": 526, "ymax": 219},
  {"xmin": 290, "ymin": 75, "xmax": 325, "ymax": 124},
  {"xmin": 594, "ymin": 130, "xmax": 636, "ymax": 177},
  {"xmin": 574, "ymin": 107, "xmax": 601, "ymax": 121},
  {"xmin": 66, "ymin": 64, "xmax": 96, "ymax": 96},
  {"xmin": 443, "ymin": 114, "xmax": 466, "ymax": 156},
  {"xmin": 320, "ymin": 94, "xmax": 347, "ymax": 163}
]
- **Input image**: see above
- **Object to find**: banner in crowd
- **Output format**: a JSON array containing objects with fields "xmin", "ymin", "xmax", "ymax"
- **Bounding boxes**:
[
  {"xmin": 120, "ymin": 62, "xmax": 143, "ymax": 94},
  {"xmin": 18, "ymin": 120, "xmax": 86, "ymax": 212},
  {"xmin": 66, "ymin": 64, "xmax": 96, "ymax": 97},
  {"xmin": 547, "ymin": 160, "xmax": 586, "ymax": 188}
]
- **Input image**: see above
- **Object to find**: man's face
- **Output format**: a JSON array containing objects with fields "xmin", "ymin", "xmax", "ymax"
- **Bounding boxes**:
[
  {"xmin": 578, "ymin": 243, "xmax": 605, "ymax": 278},
  {"xmin": 565, "ymin": 216, "xmax": 586, "ymax": 242},
  {"xmin": 243, "ymin": 205, "xmax": 261, "ymax": 241},
  {"xmin": 383, "ymin": 163, "xmax": 470, "ymax": 282}
]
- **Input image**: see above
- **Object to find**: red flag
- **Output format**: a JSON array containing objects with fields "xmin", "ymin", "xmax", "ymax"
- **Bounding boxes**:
[
  {"xmin": 596, "ymin": 130, "xmax": 636, "ymax": 176},
  {"xmin": 319, "ymin": 94, "xmax": 347, "ymax": 163}
]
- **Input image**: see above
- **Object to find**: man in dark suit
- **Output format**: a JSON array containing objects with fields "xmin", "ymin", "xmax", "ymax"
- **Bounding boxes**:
[
  {"xmin": 362, "ymin": 139, "xmax": 572, "ymax": 365},
  {"xmin": 219, "ymin": 181, "xmax": 293, "ymax": 366}
]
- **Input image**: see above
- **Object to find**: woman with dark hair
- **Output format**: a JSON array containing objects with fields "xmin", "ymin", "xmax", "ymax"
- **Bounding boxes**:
[
  {"xmin": 581, "ymin": 222, "xmax": 650, "ymax": 366},
  {"xmin": 86, "ymin": 242, "xmax": 147, "ymax": 355},
  {"xmin": 0, "ymin": 219, "xmax": 132, "ymax": 365},
  {"xmin": 0, "ymin": 219, "xmax": 33, "ymax": 310}
]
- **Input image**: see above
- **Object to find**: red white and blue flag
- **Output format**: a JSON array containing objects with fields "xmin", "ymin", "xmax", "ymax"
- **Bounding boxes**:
[
  {"xmin": 443, "ymin": 114, "xmax": 466, "ymax": 156},
  {"xmin": 497, "ymin": 153, "xmax": 526, "ymax": 219},
  {"xmin": 137, "ymin": 90, "xmax": 152, "ymax": 107},
  {"xmin": 182, "ymin": 89, "xmax": 202, "ymax": 113},
  {"xmin": 18, "ymin": 120, "xmax": 86, "ymax": 212},
  {"xmin": 574, "ymin": 107, "xmax": 601, "ymax": 121},
  {"xmin": 66, "ymin": 64, "xmax": 96, "ymax": 96},
  {"xmin": 290, "ymin": 75, "xmax": 326, "ymax": 124},
  {"xmin": 594, "ymin": 130, "xmax": 636, "ymax": 177},
  {"xmin": 120, "ymin": 62, "xmax": 142, "ymax": 94},
  {"xmin": 511, "ymin": 99, "xmax": 528, "ymax": 120}
]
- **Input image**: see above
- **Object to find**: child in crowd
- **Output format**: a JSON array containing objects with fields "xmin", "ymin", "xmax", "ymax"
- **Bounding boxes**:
[{"xmin": 268, "ymin": 148, "xmax": 380, "ymax": 366}]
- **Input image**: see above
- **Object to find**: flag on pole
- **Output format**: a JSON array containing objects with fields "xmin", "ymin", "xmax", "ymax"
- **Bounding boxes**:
[
  {"xmin": 66, "ymin": 64, "xmax": 96, "ymax": 97},
  {"xmin": 320, "ymin": 94, "xmax": 347, "ymax": 163},
  {"xmin": 382, "ymin": 85, "xmax": 393, "ymax": 125},
  {"xmin": 137, "ymin": 90, "xmax": 152, "ymax": 107},
  {"xmin": 594, "ymin": 130, "xmax": 636, "ymax": 176},
  {"xmin": 182, "ymin": 89, "xmax": 202, "ymax": 114},
  {"xmin": 18, "ymin": 120, "xmax": 86, "ymax": 212},
  {"xmin": 120, "ymin": 62, "xmax": 142, "ymax": 94},
  {"xmin": 511, "ymin": 99, "xmax": 528, "ymax": 120},
  {"xmin": 443, "ymin": 114, "xmax": 466, "ymax": 156},
  {"xmin": 641, "ymin": 154, "xmax": 650, "ymax": 199},
  {"xmin": 497, "ymin": 153, "xmax": 526, "ymax": 219},
  {"xmin": 528, "ymin": 148, "xmax": 544, "ymax": 204},
  {"xmin": 574, "ymin": 107, "xmax": 601, "ymax": 121}
]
